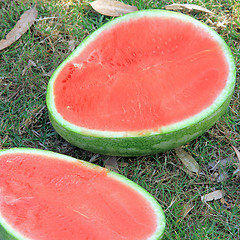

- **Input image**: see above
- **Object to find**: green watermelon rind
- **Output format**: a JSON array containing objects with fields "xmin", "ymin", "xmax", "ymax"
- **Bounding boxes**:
[
  {"xmin": 46, "ymin": 10, "xmax": 236, "ymax": 156},
  {"xmin": 0, "ymin": 148, "xmax": 166, "ymax": 240}
]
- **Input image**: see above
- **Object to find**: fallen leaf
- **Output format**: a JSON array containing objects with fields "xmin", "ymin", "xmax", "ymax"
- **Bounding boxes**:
[
  {"xmin": 103, "ymin": 156, "xmax": 119, "ymax": 172},
  {"xmin": 22, "ymin": 59, "xmax": 37, "ymax": 76},
  {"xmin": 201, "ymin": 190, "xmax": 223, "ymax": 202},
  {"xmin": 232, "ymin": 146, "xmax": 240, "ymax": 177},
  {"xmin": 165, "ymin": 3, "xmax": 213, "ymax": 14},
  {"xmin": 175, "ymin": 147, "xmax": 200, "ymax": 173},
  {"xmin": 89, "ymin": 0, "xmax": 138, "ymax": 17},
  {"xmin": 232, "ymin": 146, "xmax": 240, "ymax": 162},
  {"xmin": 0, "ymin": 6, "xmax": 38, "ymax": 51}
]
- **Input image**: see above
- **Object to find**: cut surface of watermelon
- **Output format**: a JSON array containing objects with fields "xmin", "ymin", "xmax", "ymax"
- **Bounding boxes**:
[
  {"xmin": 0, "ymin": 148, "xmax": 165, "ymax": 240},
  {"xmin": 47, "ymin": 10, "xmax": 236, "ymax": 156}
]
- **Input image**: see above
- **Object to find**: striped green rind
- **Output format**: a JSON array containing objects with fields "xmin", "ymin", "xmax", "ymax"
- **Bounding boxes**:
[
  {"xmin": 0, "ymin": 224, "xmax": 20, "ymax": 240},
  {"xmin": 46, "ymin": 10, "xmax": 236, "ymax": 156},
  {"xmin": 0, "ymin": 148, "xmax": 166, "ymax": 240}
]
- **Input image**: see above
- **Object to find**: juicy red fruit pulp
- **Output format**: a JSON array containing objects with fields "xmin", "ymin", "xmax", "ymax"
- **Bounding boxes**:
[
  {"xmin": 54, "ymin": 17, "xmax": 229, "ymax": 132},
  {"xmin": 0, "ymin": 153, "xmax": 157, "ymax": 240}
]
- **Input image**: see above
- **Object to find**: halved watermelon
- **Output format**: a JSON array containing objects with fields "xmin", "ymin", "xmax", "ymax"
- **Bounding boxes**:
[
  {"xmin": 0, "ymin": 148, "xmax": 165, "ymax": 240},
  {"xmin": 46, "ymin": 10, "xmax": 236, "ymax": 156}
]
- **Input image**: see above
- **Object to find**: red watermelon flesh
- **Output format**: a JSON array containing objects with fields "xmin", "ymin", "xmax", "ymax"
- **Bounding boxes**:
[
  {"xmin": 54, "ymin": 17, "xmax": 228, "ymax": 132},
  {"xmin": 0, "ymin": 151, "xmax": 159, "ymax": 240}
]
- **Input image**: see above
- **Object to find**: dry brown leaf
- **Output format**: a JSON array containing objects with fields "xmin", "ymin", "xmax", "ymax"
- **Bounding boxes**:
[
  {"xmin": 89, "ymin": 0, "xmax": 138, "ymax": 17},
  {"xmin": 165, "ymin": 3, "xmax": 213, "ymax": 14},
  {"xmin": 201, "ymin": 190, "xmax": 223, "ymax": 202},
  {"xmin": 0, "ymin": 6, "xmax": 38, "ymax": 51},
  {"xmin": 233, "ymin": 146, "xmax": 240, "ymax": 162},
  {"xmin": 232, "ymin": 146, "xmax": 240, "ymax": 177},
  {"xmin": 103, "ymin": 156, "xmax": 119, "ymax": 172},
  {"xmin": 175, "ymin": 147, "xmax": 200, "ymax": 173}
]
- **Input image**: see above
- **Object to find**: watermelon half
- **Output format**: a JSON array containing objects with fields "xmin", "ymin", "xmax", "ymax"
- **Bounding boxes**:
[
  {"xmin": 0, "ymin": 148, "xmax": 165, "ymax": 240},
  {"xmin": 46, "ymin": 10, "xmax": 236, "ymax": 156}
]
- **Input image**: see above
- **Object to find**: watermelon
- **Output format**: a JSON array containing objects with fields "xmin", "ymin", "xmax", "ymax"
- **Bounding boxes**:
[
  {"xmin": 46, "ymin": 10, "xmax": 236, "ymax": 156},
  {"xmin": 0, "ymin": 148, "xmax": 165, "ymax": 240}
]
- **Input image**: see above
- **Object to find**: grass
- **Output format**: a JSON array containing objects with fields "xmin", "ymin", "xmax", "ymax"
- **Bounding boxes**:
[{"xmin": 0, "ymin": 0, "xmax": 240, "ymax": 239}]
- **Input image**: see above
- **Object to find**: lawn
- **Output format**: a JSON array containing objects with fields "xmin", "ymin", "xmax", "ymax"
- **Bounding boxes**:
[{"xmin": 0, "ymin": 0, "xmax": 239, "ymax": 239}]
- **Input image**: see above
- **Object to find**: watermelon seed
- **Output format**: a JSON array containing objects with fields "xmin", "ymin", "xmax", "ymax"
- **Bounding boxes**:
[{"xmin": 132, "ymin": 51, "xmax": 136, "ymax": 57}]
